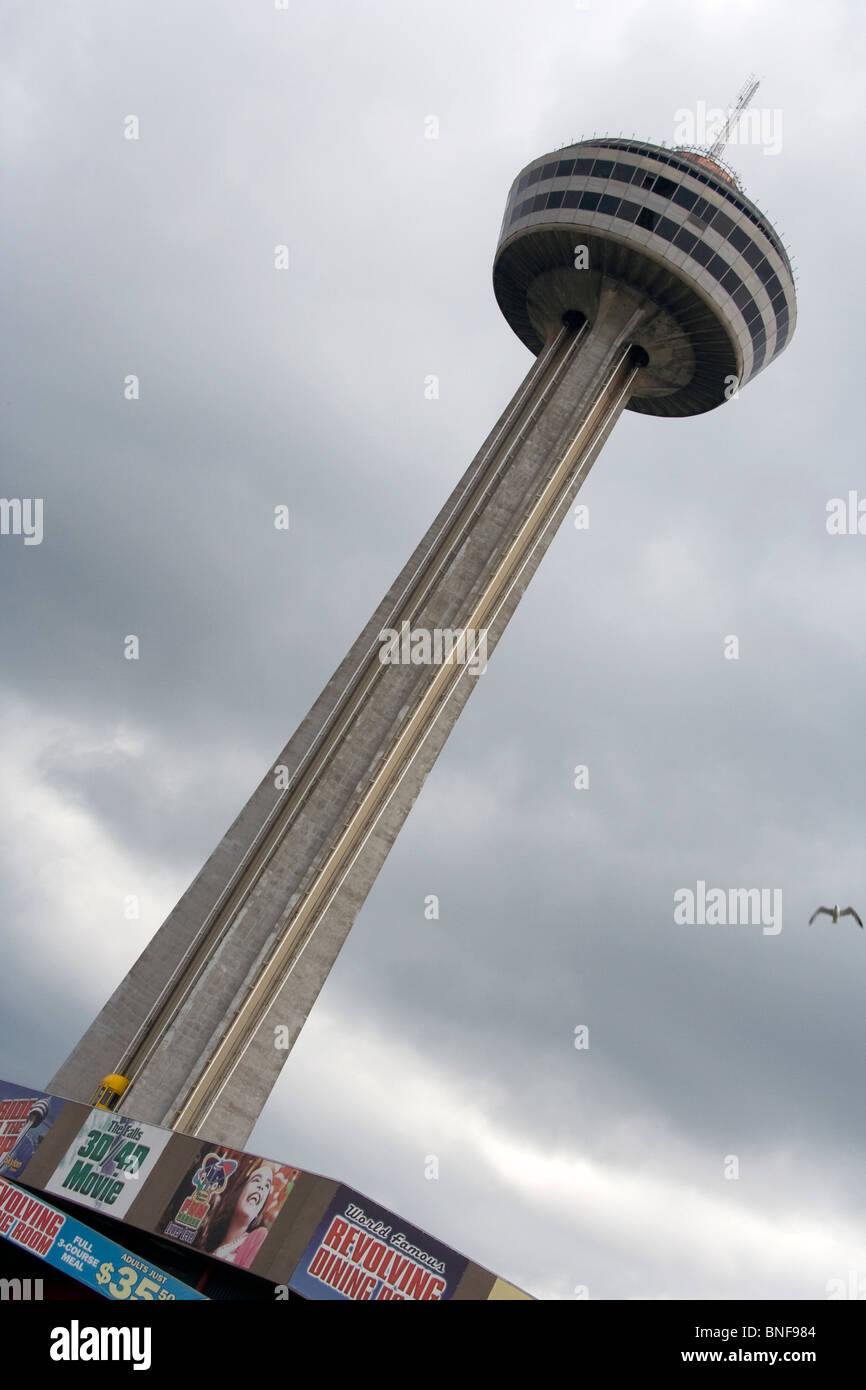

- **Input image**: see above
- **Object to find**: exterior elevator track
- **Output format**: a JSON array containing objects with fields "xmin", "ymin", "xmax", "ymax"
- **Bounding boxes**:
[
  {"xmin": 115, "ymin": 320, "xmax": 590, "ymax": 1099},
  {"xmin": 169, "ymin": 340, "xmax": 643, "ymax": 1136}
]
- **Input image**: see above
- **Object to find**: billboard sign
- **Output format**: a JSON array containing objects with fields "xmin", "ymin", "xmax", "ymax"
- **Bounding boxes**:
[
  {"xmin": 0, "ymin": 1081, "xmax": 66, "ymax": 1181},
  {"xmin": 0, "ymin": 1176, "xmax": 205, "ymax": 1300},
  {"xmin": 45, "ymin": 1109, "xmax": 171, "ymax": 1219},
  {"xmin": 289, "ymin": 1185, "xmax": 468, "ymax": 1301},
  {"xmin": 159, "ymin": 1145, "xmax": 300, "ymax": 1270}
]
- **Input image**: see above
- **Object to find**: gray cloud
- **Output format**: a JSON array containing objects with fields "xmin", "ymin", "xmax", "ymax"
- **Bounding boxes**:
[{"xmin": 1, "ymin": 0, "xmax": 864, "ymax": 1299}]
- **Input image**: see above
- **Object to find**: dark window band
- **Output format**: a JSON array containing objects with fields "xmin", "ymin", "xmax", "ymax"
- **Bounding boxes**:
[{"xmin": 514, "ymin": 141, "xmax": 788, "ymax": 265}]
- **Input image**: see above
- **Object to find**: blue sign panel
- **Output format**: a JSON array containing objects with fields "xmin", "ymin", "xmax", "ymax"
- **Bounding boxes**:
[{"xmin": 0, "ymin": 1175, "xmax": 206, "ymax": 1300}]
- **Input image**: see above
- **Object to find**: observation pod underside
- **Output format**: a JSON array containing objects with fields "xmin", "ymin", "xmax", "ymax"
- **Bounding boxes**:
[{"xmin": 494, "ymin": 138, "xmax": 796, "ymax": 416}]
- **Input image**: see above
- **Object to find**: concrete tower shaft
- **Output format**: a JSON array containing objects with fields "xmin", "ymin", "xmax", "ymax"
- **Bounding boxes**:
[{"xmin": 49, "ymin": 138, "xmax": 796, "ymax": 1148}]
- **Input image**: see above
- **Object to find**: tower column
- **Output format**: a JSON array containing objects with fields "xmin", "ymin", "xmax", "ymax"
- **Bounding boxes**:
[{"xmin": 50, "ymin": 303, "xmax": 648, "ymax": 1146}]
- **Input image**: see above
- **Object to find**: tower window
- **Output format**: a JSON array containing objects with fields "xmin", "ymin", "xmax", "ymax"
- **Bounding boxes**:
[
  {"xmin": 652, "ymin": 175, "xmax": 677, "ymax": 198},
  {"xmin": 728, "ymin": 226, "xmax": 750, "ymax": 253},
  {"xmin": 673, "ymin": 228, "xmax": 698, "ymax": 254},
  {"xmin": 673, "ymin": 186, "xmax": 698, "ymax": 211}
]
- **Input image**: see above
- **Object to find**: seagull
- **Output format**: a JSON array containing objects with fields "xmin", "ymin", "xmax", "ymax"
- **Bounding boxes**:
[{"xmin": 808, "ymin": 904, "xmax": 863, "ymax": 928}]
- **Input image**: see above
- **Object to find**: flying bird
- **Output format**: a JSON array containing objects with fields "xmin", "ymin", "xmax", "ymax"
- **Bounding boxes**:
[{"xmin": 808, "ymin": 904, "xmax": 863, "ymax": 927}]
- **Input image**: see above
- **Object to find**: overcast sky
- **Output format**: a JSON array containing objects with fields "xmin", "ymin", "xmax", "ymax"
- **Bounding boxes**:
[{"xmin": 2, "ymin": 0, "xmax": 865, "ymax": 1301}]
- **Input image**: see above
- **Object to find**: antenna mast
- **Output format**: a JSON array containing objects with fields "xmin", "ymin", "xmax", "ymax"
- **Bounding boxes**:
[{"xmin": 706, "ymin": 74, "xmax": 760, "ymax": 161}]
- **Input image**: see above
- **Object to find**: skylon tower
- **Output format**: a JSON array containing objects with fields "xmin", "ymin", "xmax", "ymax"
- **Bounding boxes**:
[{"xmin": 51, "ymin": 119, "xmax": 796, "ymax": 1146}]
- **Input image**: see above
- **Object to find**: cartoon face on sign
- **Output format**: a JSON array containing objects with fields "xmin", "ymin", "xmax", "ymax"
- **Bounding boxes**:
[{"xmin": 193, "ymin": 1153, "xmax": 237, "ymax": 1199}]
